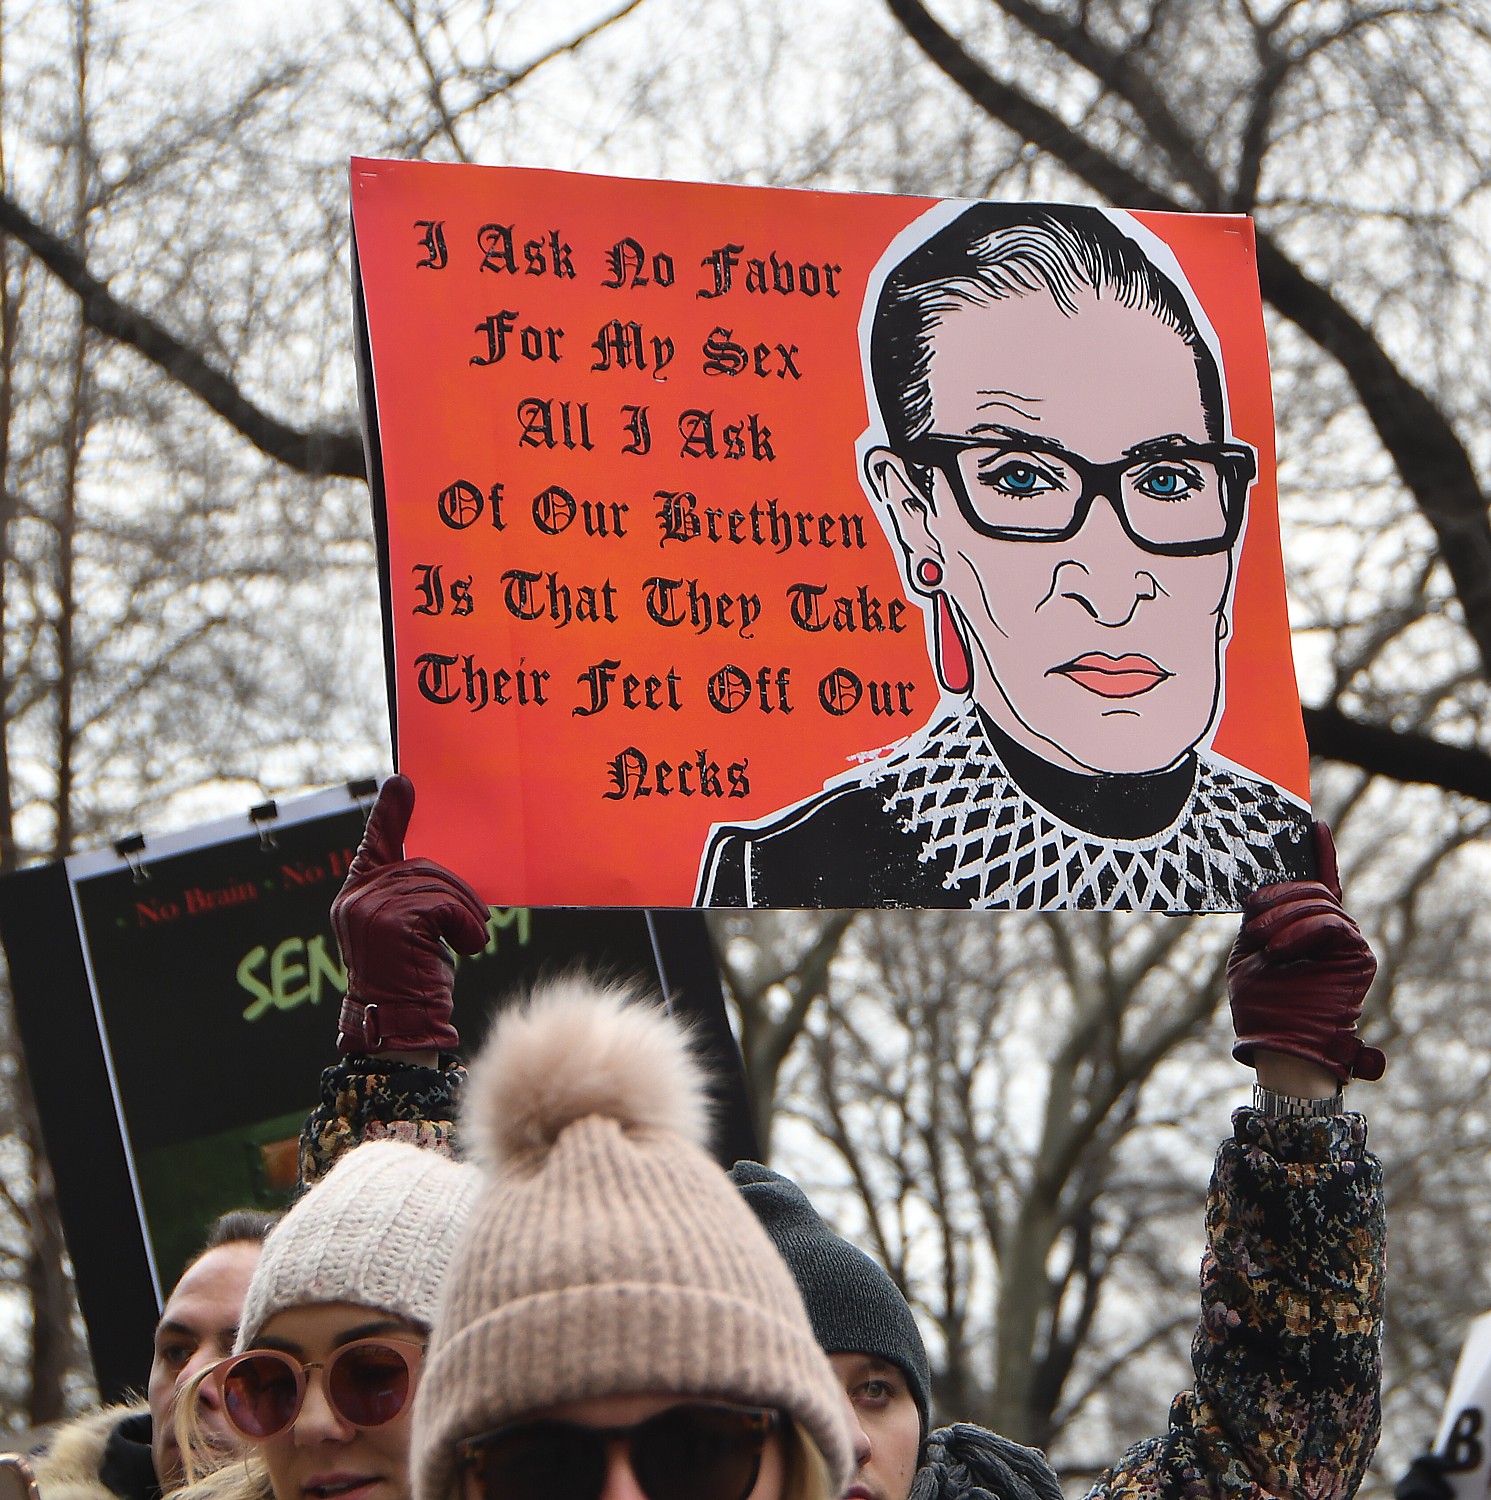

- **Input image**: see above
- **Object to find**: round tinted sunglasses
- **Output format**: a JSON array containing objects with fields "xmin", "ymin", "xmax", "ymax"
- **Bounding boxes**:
[
  {"xmin": 215, "ymin": 1338, "xmax": 425, "ymax": 1441},
  {"xmin": 457, "ymin": 1401, "xmax": 780, "ymax": 1500}
]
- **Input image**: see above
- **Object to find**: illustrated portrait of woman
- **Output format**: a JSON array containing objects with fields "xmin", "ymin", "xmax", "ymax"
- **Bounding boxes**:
[{"xmin": 696, "ymin": 201, "xmax": 1312, "ymax": 910}]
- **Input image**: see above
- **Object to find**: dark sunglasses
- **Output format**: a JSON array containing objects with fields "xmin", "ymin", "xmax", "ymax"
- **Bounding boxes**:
[
  {"xmin": 457, "ymin": 1401, "xmax": 781, "ymax": 1500},
  {"xmin": 214, "ymin": 1338, "xmax": 425, "ymax": 1440}
]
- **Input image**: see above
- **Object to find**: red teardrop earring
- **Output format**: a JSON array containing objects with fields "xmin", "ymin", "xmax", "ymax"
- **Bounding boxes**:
[
  {"xmin": 934, "ymin": 594, "xmax": 972, "ymax": 694},
  {"xmin": 913, "ymin": 558, "xmax": 970, "ymax": 692}
]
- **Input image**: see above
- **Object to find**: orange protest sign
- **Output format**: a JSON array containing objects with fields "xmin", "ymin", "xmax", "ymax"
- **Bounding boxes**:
[{"xmin": 352, "ymin": 158, "xmax": 1310, "ymax": 910}]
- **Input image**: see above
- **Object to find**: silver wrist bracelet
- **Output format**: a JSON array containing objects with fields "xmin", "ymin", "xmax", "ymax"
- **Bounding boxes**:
[{"xmin": 1251, "ymin": 1083, "xmax": 1346, "ymax": 1118}]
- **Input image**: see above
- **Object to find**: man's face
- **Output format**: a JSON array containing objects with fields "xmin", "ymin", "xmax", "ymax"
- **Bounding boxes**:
[
  {"xmin": 829, "ymin": 1353, "xmax": 920, "ymax": 1500},
  {"xmin": 148, "ymin": 1240, "xmax": 262, "ymax": 1490},
  {"xmin": 875, "ymin": 286, "xmax": 1234, "ymax": 776}
]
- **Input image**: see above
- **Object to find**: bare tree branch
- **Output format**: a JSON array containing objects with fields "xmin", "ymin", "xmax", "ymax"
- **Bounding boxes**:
[
  {"xmin": 882, "ymin": 0, "xmax": 1491, "ymax": 684},
  {"xmin": 1304, "ymin": 703, "xmax": 1491, "ymax": 802},
  {"xmin": 397, "ymin": 0, "xmax": 651, "ymax": 157},
  {"xmin": 712, "ymin": 910, "xmax": 857, "ymax": 1152},
  {"xmin": 0, "ymin": 188, "xmax": 364, "ymax": 479},
  {"xmin": 448, "ymin": 0, "xmax": 650, "ymax": 125},
  {"xmin": 981, "ymin": 0, "xmax": 1219, "ymax": 206}
]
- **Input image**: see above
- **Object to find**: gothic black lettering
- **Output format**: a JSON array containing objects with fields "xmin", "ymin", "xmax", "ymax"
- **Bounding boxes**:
[
  {"xmin": 603, "ymin": 237, "xmax": 676, "ymax": 289},
  {"xmin": 787, "ymin": 584, "xmax": 907, "ymax": 633},
  {"xmin": 411, "ymin": 565, "xmax": 475, "ymax": 617},
  {"xmin": 702, "ymin": 328, "xmax": 749, "ymax": 377},
  {"xmin": 707, "ymin": 665, "xmax": 792, "ymax": 714},
  {"xmin": 696, "ymin": 244, "xmax": 841, "ymax": 300},
  {"xmin": 516, "ymin": 399, "xmax": 593, "ymax": 450},
  {"xmin": 603, "ymin": 746, "xmax": 750, "ymax": 799},
  {"xmin": 414, "ymin": 653, "xmax": 550, "ymax": 710},
  {"xmin": 477, "ymin": 223, "xmax": 516, "ymax": 274},
  {"xmin": 415, "ymin": 220, "xmax": 447, "ymax": 270},
  {"xmin": 471, "ymin": 311, "xmax": 562, "ymax": 366},
  {"xmin": 412, "ymin": 564, "xmax": 443, "ymax": 616},
  {"xmin": 818, "ymin": 667, "xmax": 861, "ymax": 716},
  {"xmin": 501, "ymin": 569, "xmax": 619, "ymax": 627},
  {"xmin": 678, "ymin": 410, "xmax": 774, "ymax": 461},
  {"xmin": 642, "ymin": 577, "xmax": 761, "ymax": 639},
  {"xmin": 438, "ymin": 480, "xmax": 484, "ymax": 530},
  {"xmin": 621, "ymin": 405, "xmax": 652, "ymax": 456},
  {"xmin": 573, "ymin": 659, "xmax": 684, "ymax": 717},
  {"xmin": 653, "ymin": 494, "xmax": 865, "ymax": 552},
  {"xmin": 591, "ymin": 321, "xmax": 675, "ymax": 375}
]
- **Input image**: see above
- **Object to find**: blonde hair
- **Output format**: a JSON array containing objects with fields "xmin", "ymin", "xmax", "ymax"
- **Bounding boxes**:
[
  {"xmin": 172, "ymin": 1364, "xmax": 269, "ymax": 1497},
  {"xmin": 170, "ymin": 1456, "xmax": 272, "ymax": 1500},
  {"xmin": 783, "ymin": 1415, "xmax": 837, "ymax": 1500}
]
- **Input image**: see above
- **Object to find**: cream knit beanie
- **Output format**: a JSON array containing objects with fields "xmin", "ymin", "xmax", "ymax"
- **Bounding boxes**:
[
  {"xmin": 410, "ymin": 978, "xmax": 855, "ymax": 1500},
  {"xmin": 237, "ymin": 1140, "xmax": 481, "ymax": 1349}
]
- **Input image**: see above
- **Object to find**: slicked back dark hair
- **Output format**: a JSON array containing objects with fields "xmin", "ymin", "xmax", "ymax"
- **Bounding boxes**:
[
  {"xmin": 178, "ymin": 1207, "xmax": 281, "ymax": 1281},
  {"xmin": 202, "ymin": 1207, "xmax": 280, "ymax": 1250},
  {"xmin": 868, "ymin": 203, "xmax": 1227, "ymax": 482}
]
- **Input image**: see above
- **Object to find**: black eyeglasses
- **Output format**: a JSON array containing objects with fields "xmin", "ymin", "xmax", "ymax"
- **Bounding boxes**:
[
  {"xmin": 458, "ymin": 1401, "xmax": 780, "ymax": 1500},
  {"xmin": 899, "ymin": 431, "xmax": 1254, "ymax": 557},
  {"xmin": 214, "ymin": 1339, "xmax": 425, "ymax": 1440}
]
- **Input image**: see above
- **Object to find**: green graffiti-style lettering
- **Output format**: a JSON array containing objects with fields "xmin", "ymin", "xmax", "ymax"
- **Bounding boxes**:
[
  {"xmin": 238, "ymin": 944, "xmax": 274, "ymax": 1021},
  {"xmin": 239, "ymin": 933, "xmax": 349, "ymax": 1021}
]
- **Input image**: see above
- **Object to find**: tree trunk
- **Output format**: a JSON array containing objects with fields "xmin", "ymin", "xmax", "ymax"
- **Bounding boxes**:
[{"xmin": 18, "ymin": 1065, "xmax": 74, "ymax": 1426}]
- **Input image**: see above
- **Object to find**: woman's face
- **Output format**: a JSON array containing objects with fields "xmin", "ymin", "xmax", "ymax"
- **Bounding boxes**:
[
  {"xmin": 253, "ymin": 1303, "xmax": 423, "ymax": 1500},
  {"xmin": 876, "ymin": 286, "xmax": 1235, "ymax": 776},
  {"xmin": 459, "ymin": 1392, "xmax": 788, "ymax": 1500}
]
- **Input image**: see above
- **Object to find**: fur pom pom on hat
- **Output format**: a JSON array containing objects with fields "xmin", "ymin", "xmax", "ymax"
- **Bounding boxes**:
[
  {"xmin": 411, "ymin": 977, "xmax": 856, "ymax": 1500},
  {"xmin": 236, "ymin": 1140, "xmax": 480, "ymax": 1350},
  {"xmin": 460, "ymin": 975, "xmax": 710, "ymax": 1169}
]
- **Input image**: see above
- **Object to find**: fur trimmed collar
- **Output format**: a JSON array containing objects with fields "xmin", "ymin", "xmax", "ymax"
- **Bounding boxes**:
[{"xmin": 33, "ymin": 1403, "xmax": 153, "ymax": 1500}]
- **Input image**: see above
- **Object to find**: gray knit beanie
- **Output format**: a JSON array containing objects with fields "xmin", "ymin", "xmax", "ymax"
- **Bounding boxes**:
[
  {"xmin": 236, "ymin": 1140, "xmax": 480, "ymax": 1349},
  {"xmin": 409, "ymin": 978, "xmax": 856, "ymax": 1500},
  {"xmin": 731, "ymin": 1160, "xmax": 933, "ymax": 1433}
]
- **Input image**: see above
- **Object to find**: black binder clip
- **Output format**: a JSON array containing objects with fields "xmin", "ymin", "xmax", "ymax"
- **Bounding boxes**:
[
  {"xmin": 249, "ymin": 800, "xmax": 279, "ymax": 851},
  {"xmin": 113, "ymin": 832, "xmax": 148, "ymax": 884}
]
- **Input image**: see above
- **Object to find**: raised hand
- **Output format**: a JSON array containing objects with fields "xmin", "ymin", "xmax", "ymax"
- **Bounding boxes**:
[
  {"xmin": 331, "ymin": 775, "xmax": 491, "ymax": 1056},
  {"xmin": 1228, "ymin": 822, "xmax": 1385, "ymax": 1083}
]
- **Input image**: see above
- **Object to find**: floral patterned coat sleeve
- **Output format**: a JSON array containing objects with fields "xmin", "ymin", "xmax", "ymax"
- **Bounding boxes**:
[
  {"xmin": 1089, "ymin": 1108, "xmax": 1383, "ymax": 1500},
  {"xmin": 298, "ymin": 1054, "xmax": 467, "ymax": 1188}
]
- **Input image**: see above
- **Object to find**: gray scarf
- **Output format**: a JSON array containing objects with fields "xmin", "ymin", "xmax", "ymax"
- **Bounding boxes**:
[{"xmin": 909, "ymin": 1423, "xmax": 1066, "ymax": 1500}]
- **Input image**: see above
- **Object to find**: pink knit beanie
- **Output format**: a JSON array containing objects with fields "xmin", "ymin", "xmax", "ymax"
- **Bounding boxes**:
[{"xmin": 409, "ymin": 978, "xmax": 855, "ymax": 1500}]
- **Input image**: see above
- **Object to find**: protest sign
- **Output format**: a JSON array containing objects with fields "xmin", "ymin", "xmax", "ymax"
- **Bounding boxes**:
[
  {"xmin": 0, "ymin": 783, "xmax": 743, "ymax": 1399},
  {"xmin": 1431, "ymin": 1311, "xmax": 1491, "ymax": 1500},
  {"xmin": 353, "ymin": 159, "xmax": 1311, "ymax": 911}
]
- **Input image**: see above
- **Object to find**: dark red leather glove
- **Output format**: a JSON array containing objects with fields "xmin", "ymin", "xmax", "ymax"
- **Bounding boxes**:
[
  {"xmin": 1228, "ymin": 821, "xmax": 1385, "ymax": 1083},
  {"xmin": 331, "ymin": 774, "xmax": 491, "ymax": 1055}
]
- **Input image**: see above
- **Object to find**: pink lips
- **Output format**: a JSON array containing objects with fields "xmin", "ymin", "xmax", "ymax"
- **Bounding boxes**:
[
  {"xmin": 303, "ymin": 1475, "xmax": 380, "ymax": 1500},
  {"xmin": 1054, "ymin": 652, "xmax": 1171, "ymax": 698}
]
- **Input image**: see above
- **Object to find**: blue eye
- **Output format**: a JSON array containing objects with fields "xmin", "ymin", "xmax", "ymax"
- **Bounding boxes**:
[
  {"xmin": 978, "ymin": 460, "xmax": 1061, "ymax": 498},
  {"xmin": 1133, "ymin": 464, "xmax": 1200, "ymax": 500}
]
